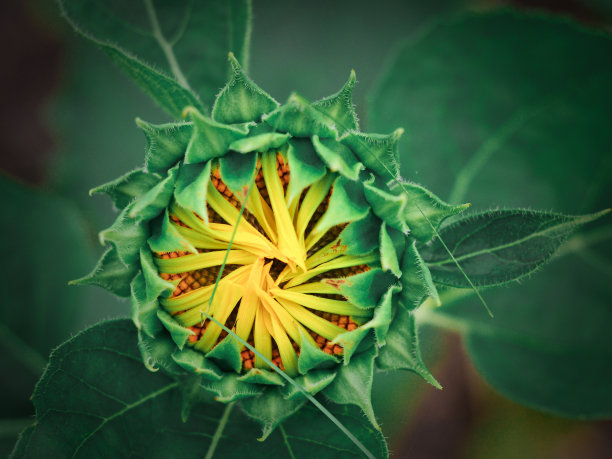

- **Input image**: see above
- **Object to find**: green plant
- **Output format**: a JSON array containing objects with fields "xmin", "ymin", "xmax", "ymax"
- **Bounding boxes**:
[{"xmin": 4, "ymin": 1, "xmax": 611, "ymax": 457}]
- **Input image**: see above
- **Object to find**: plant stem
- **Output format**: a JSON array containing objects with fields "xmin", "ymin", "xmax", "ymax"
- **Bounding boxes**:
[
  {"xmin": 205, "ymin": 402, "xmax": 235, "ymax": 459},
  {"xmin": 144, "ymin": 0, "xmax": 191, "ymax": 90}
]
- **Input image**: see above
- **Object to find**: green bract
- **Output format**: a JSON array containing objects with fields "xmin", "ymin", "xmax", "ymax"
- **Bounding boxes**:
[{"xmin": 76, "ymin": 53, "xmax": 468, "ymax": 435}]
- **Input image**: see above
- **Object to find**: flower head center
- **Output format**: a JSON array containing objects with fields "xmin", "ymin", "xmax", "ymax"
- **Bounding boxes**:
[{"xmin": 154, "ymin": 152, "xmax": 373, "ymax": 375}]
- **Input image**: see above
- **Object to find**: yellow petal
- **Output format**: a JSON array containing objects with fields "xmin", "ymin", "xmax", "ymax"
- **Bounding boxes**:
[
  {"xmin": 284, "ymin": 253, "xmax": 377, "ymax": 288},
  {"xmin": 262, "ymin": 152, "xmax": 306, "ymax": 271},
  {"xmin": 270, "ymin": 288, "xmax": 365, "ymax": 315},
  {"xmin": 155, "ymin": 250, "xmax": 257, "ymax": 274},
  {"xmin": 254, "ymin": 305, "xmax": 273, "ymax": 368},
  {"xmin": 276, "ymin": 297, "xmax": 346, "ymax": 341}
]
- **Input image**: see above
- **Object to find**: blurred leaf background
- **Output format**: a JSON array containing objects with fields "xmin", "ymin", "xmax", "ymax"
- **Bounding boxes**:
[{"xmin": 1, "ymin": 0, "xmax": 611, "ymax": 457}]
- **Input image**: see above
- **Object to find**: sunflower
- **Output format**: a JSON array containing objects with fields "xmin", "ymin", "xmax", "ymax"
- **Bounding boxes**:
[{"xmin": 75, "ymin": 53, "xmax": 467, "ymax": 435}]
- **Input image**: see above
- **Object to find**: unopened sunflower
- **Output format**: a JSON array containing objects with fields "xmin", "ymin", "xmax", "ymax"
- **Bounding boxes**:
[{"xmin": 75, "ymin": 54, "xmax": 468, "ymax": 434}]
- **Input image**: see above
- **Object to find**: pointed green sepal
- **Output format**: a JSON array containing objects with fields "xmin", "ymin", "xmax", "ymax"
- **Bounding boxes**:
[
  {"xmin": 174, "ymin": 161, "xmax": 211, "ymax": 222},
  {"xmin": 380, "ymin": 223, "xmax": 402, "ymax": 277},
  {"xmin": 313, "ymin": 176, "xmax": 370, "ymax": 235},
  {"xmin": 281, "ymin": 370, "xmax": 337, "ymax": 401},
  {"xmin": 332, "ymin": 327, "xmax": 372, "ymax": 365},
  {"xmin": 312, "ymin": 135, "xmax": 364, "ymax": 180},
  {"xmin": 219, "ymin": 150, "xmax": 258, "ymax": 197},
  {"xmin": 130, "ymin": 272, "xmax": 163, "ymax": 339},
  {"xmin": 240, "ymin": 388, "xmax": 307, "ymax": 441},
  {"xmin": 229, "ymin": 132, "xmax": 291, "ymax": 153},
  {"xmin": 200, "ymin": 373, "xmax": 264, "ymax": 403},
  {"xmin": 376, "ymin": 305, "xmax": 441, "ymax": 389},
  {"xmin": 322, "ymin": 346, "xmax": 379, "ymax": 429},
  {"xmin": 212, "ymin": 52, "xmax": 279, "ymax": 124},
  {"xmin": 312, "ymin": 70, "xmax": 359, "ymax": 135},
  {"xmin": 401, "ymin": 240, "xmax": 440, "ymax": 309},
  {"xmin": 389, "ymin": 179, "xmax": 470, "ymax": 242},
  {"xmin": 206, "ymin": 334, "xmax": 243, "ymax": 373},
  {"xmin": 99, "ymin": 201, "xmax": 149, "ymax": 266},
  {"xmin": 363, "ymin": 179, "xmax": 409, "ymax": 233},
  {"xmin": 70, "ymin": 246, "xmax": 137, "ymax": 297},
  {"xmin": 137, "ymin": 118, "xmax": 193, "ymax": 174},
  {"xmin": 148, "ymin": 210, "xmax": 198, "ymax": 254},
  {"xmin": 90, "ymin": 168, "xmax": 160, "ymax": 210},
  {"xmin": 286, "ymin": 139, "xmax": 327, "ymax": 204},
  {"xmin": 340, "ymin": 212, "xmax": 380, "ymax": 256},
  {"xmin": 297, "ymin": 328, "xmax": 339, "ymax": 374},
  {"xmin": 238, "ymin": 368, "xmax": 285, "ymax": 386},
  {"xmin": 336, "ymin": 268, "xmax": 396, "ymax": 309},
  {"xmin": 179, "ymin": 375, "xmax": 217, "ymax": 423},
  {"xmin": 156, "ymin": 309, "xmax": 194, "ymax": 350},
  {"xmin": 341, "ymin": 129, "xmax": 403, "ymax": 180},
  {"xmin": 263, "ymin": 93, "xmax": 337, "ymax": 138},
  {"xmin": 140, "ymin": 248, "xmax": 175, "ymax": 302},
  {"xmin": 184, "ymin": 107, "xmax": 248, "ymax": 163},
  {"xmin": 171, "ymin": 347, "xmax": 224, "ymax": 380},
  {"xmin": 129, "ymin": 164, "xmax": 179, "ymax": 222},
  {"xmin": 361, "ymin": 284, "xmax": 401, "ymax": 346},
  {"xmin": 137, "ymin": 328, "xmax": 185, "ymax": 376}
]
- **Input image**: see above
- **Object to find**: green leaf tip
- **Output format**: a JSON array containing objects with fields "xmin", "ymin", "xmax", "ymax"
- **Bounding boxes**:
[
  {"xmin": 312, "ymin": 69, "xmax": 360, "ymax": 135},
  {"xmin": 422, "ymin": 208, "xmax": 612, "ymax": 289},
  {"xmin": 341, "ymin": 129, "xmax": 403, "ymax": 180},
  {"xmin": 70, "ymin": 246, "xmax": 138, "ymax": 297},
  {"xmin": 212, "ymin": 53, "xmax": 279, "ymax": 124}
]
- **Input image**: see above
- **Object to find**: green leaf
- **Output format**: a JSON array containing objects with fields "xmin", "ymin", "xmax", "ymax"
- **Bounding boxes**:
[
  {"xmin": 285, "ymin": 139, "xmax": 327, "ymax": 204},
  {"xmin": 137, "ymin": 119, "xmax": 193, "ymax": 174},
  {"xmin": 400, "ymin": 240, "xmax": 439, "ymax": 309},
  {"xmin": 312, "ymin": 135, "xmax": 364, "ymax": 181},
  {"xmin": 240, "ymin": 388, "xmax": 306, "ymax": 440},
  {"xmin": 263, "ymin": 93, "xmax": 337, "ymax": 138},
  {"xmin": 421, "ymin": 209, "xmax": 609, "ymax": 287},
  {"xmin": 148, "ymin": 210, "xmax": 198, "ymax": 254},
  {"xmin": 229, "ymin": 132, "xmax": 291, "ymax": 154},
  {"xmin": 419, "ymin": 245, "xmax": 612, "ymax": 417},
  {"xmin": 312, "ymin": 70, "xmax": 359, "ymax": 135},
  {"xmin": 99, "ymin": 202, "xmax": 149, "ymax": 266},
  {"xmin": 89, "ymin": 168, "xmax": 160, "ymax": 210},
  {"xmin": 174, "ymin": 161, "xmax": 212, "ymax": 222},
  {"xmin": 130, "ymin": 272, "xmax": 163, "ymax": 339},
  {"xmin": 70, "ymin": 246, "xmax": 138, "ymax": 297},
  {"xmin": 313, "ymin": 176, "xmax": 370, "ymax": 235},
  {"xmin": 16, "ymin": 320, "xmax": 387, "ymax": 457},
  {"xmin": 129, "ymin": 164, "xmax": 179, "ymax": 222},
  {"xmin": 219, "ymin": 151, "xmax": 258, "ymax": 195},
  {"xmin": 184, "ymin": 108, "xmax": 248, "ymax": 163},
  {"xmin": 369, "ymin": 10, "xmax": 612, "ymax": 420},
  {"xmin": 212, "ymin": 53, "xmax": 279, "ymax": 124},
  {"xmin": 60, "ymin": 0, "xmax": 252, "ymax": 112},
  {"xmin": 341, "ymin": 129, "xmax": 402, "ymax": 180},
  {"xmin": 388, "ymin": 179, "xmax": 469, "ymax": 242},
  {"xmin": 377, "ymin": 305, "xmax": 440, "ymax": 388},
  {"xmin": 363, "ymin": 180, "xmax": 409, "ymax": 234},
  {"xmin": 379, "ymin": 223, "xmax": 402, "ymax": 277},
  {"xmin": 140, "ymin": 248, "xmax": 175, "ymax": 302},
  {"xmin": 338, "ymin": 268, "xmax": 396, "ymax": 309},
  {"xmin": 323, "ymin": 346, "xmax": 379, "ymax": 429},
  {"xmin": 369, "ymin": 11, "xmax": 612, "ymax": 214}
]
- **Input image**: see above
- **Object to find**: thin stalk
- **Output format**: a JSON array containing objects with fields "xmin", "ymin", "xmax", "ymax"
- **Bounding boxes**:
[{"xmin": 204, "ymin": 402, "xmax": 235, "ymax": 459}]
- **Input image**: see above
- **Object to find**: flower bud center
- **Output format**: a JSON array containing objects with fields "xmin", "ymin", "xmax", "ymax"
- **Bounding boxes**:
[{"xmin": 154, "ymin": 152, "xmax": 373, "ymax": 375}]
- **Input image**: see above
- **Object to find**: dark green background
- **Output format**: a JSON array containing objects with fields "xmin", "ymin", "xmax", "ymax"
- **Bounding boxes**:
[{"xmin": 1, "ymin": 0, "xmax": 611, "ymax": 457}]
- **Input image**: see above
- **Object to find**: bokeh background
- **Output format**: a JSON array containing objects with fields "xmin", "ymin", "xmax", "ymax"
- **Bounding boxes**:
[{"xmin": 1, "ymin": 0, "xmax": 611, "ymax": 457}]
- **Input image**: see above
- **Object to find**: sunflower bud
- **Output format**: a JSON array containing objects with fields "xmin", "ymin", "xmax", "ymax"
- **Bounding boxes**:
[{"xmin": 75, "ymin": 53, "xmax": 468, "ymax": 433}]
